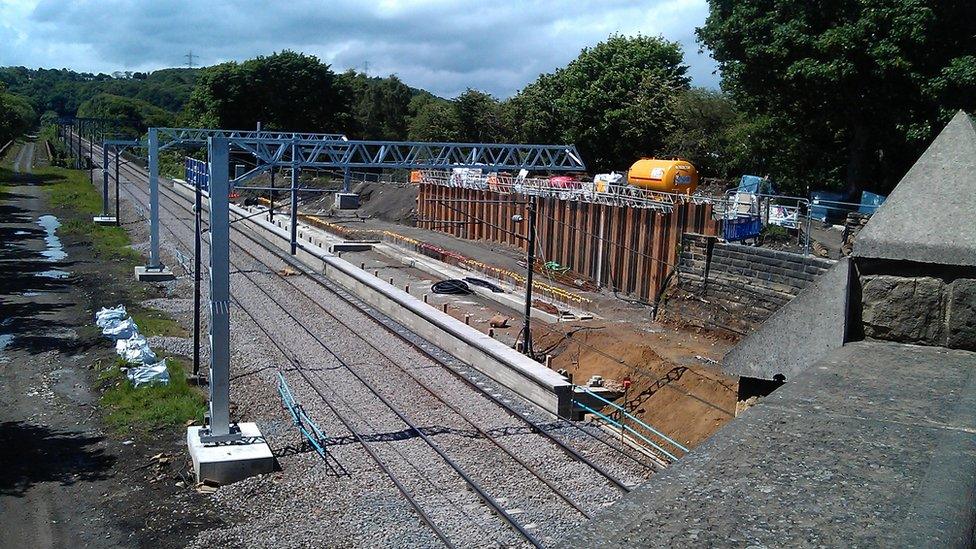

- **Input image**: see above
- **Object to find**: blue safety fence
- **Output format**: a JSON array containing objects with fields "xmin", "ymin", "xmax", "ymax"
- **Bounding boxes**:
[
  {"xmin": 185, "ymin": 157, "xmax": 209, "ymax": 192},
  {"xmin": 277, "ymin": 372, "xmax": 329, "ymax": 460},
  {"xmin": 723, "ymin": 215, "xmax": 763, "ymax": 242},
  {"xmin": 574, "ymin": 387, "xmax": 689, "ymax": 463}
]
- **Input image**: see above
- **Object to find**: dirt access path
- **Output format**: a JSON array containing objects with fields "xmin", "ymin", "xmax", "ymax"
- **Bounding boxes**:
[{"xmin": 0, "ymin": 140, "xmax": 218, "ymax": 548}]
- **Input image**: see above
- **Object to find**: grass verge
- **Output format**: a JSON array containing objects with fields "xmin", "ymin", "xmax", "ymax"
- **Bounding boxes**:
[
  {"xmin": 129, "ymin": 305, "xmax": 188, "ymax": 337},
  {"xmin": 40, "ymin": 164, "xmax": 144, "ymax": 263},
  {"xmin": 36, "ymin": 145, "xmax": 203, "ymax": 433},
  {"xmin": 99, "ymin": 356, "xmax": 206, "ymax": 432}
]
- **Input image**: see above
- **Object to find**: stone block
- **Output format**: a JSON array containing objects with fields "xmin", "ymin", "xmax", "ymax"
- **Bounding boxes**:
[
  {"xmin": 947, "ymin": 278, "xmax": 976, "ymax": 350},
  {"xmin": 861, "ymin": 275, "xmax": 946, "ymax": 345}
]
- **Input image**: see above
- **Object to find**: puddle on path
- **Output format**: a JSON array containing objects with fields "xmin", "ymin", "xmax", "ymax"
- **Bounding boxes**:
[
  {"xmin": 37, "ymin": 214, "xmax": 67, "ymax": 262},
  {"xmin": 37, "ymin": 269, "xmax": 70, "ymax": 279},
  {"xmin": 0, "ymin": 333, "xmax": 13, "ymax": 362}
]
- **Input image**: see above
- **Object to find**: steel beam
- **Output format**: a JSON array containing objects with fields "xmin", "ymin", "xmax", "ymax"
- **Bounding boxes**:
[
  {"xmin": 230, "ymin": 138, "xmax": 587, "ymax": 172},
  {"xmin": 101, "ymin": 145, "xmax": 110, "ymax": 214},
  {"xmin": 200, "ymin": 137, "xmax": 238, "ymax": 442},
  {"xmin": 148, "ymin": 128, "xmax": 162, "ymax": 269},
  {"xmin": 290, "ymin": 141, "xmax": 299, "ymax": 255}
]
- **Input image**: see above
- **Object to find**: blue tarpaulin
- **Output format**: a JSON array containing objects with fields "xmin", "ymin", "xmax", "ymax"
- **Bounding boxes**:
[
  {"xmin": 809, "ymin": 191, "xmax": 848, "ymax": 222},
  {"xmin": 737, "ymin": 175, "xmax": 774, "ymax": 195},
  {"xmin": 859, "ymin": 191, "xmax": 886, "ymax": 214}
]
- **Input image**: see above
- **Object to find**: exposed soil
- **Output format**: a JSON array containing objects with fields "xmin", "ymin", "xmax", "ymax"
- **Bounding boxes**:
[
  {"xmin": 0, "ymin": 140, "xmax": 224, "ymax": 548},
  {"xmin": 536, "ymin": 321, "xmax": 737, "ymax": 449}
]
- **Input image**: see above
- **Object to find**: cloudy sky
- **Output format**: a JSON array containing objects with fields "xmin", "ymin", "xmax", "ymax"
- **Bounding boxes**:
[{"xmin": 0, "ymin": 0, "xmax": 719, "ymax": 98}]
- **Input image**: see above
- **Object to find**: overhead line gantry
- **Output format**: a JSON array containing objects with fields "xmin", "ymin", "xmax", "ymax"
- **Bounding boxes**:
[{"xmin": 199, "ymin": 134, "xmax": 586, "ymax": 443}]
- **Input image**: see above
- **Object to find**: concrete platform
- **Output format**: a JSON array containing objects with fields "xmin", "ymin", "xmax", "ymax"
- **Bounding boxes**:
[
  {"xmin": 187, "ymin": 422, "xmax": 274, "ymax": 485},
  {"xmin": 134, "ymin": 265, "xmax": 175, "ymax": 281},
  {"xmin": 92, "ymin": 215, "xmax": 117, "ymax": 225}
]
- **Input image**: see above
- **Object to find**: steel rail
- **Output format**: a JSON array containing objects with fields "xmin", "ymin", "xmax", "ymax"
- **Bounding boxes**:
[
  {"xmin": 78, "ymin": 137, "xmax": 468, "ymax": 546},
  {"xmin": 87, "ymin": 133, "xmax": 652, "ymax": 485},
  {"xmin": 82, "ymin": 138, "xmax": 543, "ymax": 548}
]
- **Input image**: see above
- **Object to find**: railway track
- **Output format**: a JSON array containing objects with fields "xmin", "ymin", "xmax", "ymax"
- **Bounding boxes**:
[{"xmin": 73, "ymin": 135, "xmax": 656, "ymax": 546}]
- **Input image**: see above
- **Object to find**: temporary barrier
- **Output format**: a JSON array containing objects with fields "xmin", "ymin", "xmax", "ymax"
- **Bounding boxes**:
[{"xmin": 416, "ymin": 182, "xmax": 721, "ymax": 302}]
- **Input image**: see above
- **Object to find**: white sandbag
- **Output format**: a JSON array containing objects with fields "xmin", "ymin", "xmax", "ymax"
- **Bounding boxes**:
[
  {"xmin": 126, "ymin": 359, "xmax": 169, "ymax": 387},
  {"xmin": 95, "ymin": 305, "xmax": 127, "ymax": 328},
  {"xmin": 102, "ymin": 317, "xmax": 138, "ymax": 340},
  {"xmin": 115, "ymin": 333, "xmax": 157, "ymax": 365}
]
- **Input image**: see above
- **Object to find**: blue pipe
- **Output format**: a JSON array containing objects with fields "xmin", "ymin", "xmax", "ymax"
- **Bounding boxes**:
[
  {"xmin": 573, "ymin": 400, "xmax": 680, "ymax": 462},
  {"xmin": 577, "ymin": 386, "xmax": 690, "ymax": 453}
]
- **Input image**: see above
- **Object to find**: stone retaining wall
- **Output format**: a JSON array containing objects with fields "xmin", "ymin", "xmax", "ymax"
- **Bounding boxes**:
[
  {"xmin": 672, "ymin": 233, "xmax": 835, "ymax": 331},
  {"xmin": 860, "ymin": 274, "xmax": 976, "ymax": 351}
]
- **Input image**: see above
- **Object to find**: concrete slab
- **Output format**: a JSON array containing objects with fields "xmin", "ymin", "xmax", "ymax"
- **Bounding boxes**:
[
  {"xmin": 563, "ymin": 341, "xmax": 976, "ymax": 548},
  {"xmin": 187, "ymin": 422, "xmax": 274, "ymax": 485},
  {"xmin": 330, "ymin": 242, "xmax": 374, "ymax": 253},
  {"xmin": 723, "ymin": 257, "xmax": 851, "ymax": 381},
  {"xmin": 854, "ymin": 111, "xmax": 976, "ymax": 267},
  {"xmin": 134, "ymin": 265, "xmax": 175, "ymax": 281},
  {"xmin": 92, "ymin": 215, "xmax": 117, "ymax": 225}
]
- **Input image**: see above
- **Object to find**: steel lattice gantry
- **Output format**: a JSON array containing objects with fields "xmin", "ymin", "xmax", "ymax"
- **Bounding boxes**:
[
  {"xmin": 200, "ymin": 135, "xmax": 586, "ymax": 442},
  {"xmin": 138, "ymin": 128, "xmax": 349, "ymax": 279},
  {"xmin": 95, "ymin": 139, "xmax": 141, "ymax": 225}
]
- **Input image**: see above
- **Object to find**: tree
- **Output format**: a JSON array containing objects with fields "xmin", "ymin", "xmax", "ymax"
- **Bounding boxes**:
[
  {"xmin": 0, "ymin": 83, "xmax": 36, "ymax": 142},
  {"xmin": 454, "ymin": 89, "xmax": 507, "ymax": 142},
  {"xmin": 340, "ymin": 71, "xmax": 413, "ymax": 140},
  {"xmin": 184, "ymin": 51, "xmax": 349, "ymax": 132},
  {"xmin": 698, "ymin": 0, "xmax": 976, "ymax": 196},
  {"xmin": 662, "ymin": 88, "xmax": 743, "ymax": 179},
  {"xmin": 77, "ymin": 93, "xmax": 173, "ymax": 137},
  {"xmin": 505, "ymin": 34, "xmax": 690, "ymax": 172},
  {"xmin": 407, "ymin": 94, "xmax": 459, "ymax": 141}
]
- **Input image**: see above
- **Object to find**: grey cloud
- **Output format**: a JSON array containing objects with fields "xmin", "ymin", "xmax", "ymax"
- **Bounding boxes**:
[{"xmin": 19, "ymin": 0, "xmax": 719, "ymax": 97}]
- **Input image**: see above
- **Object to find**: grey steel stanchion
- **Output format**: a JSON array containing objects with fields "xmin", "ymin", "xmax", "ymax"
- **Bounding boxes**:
[{"xmin": 135, "ymin": 128, "xmax": 174, "ymax": 280}]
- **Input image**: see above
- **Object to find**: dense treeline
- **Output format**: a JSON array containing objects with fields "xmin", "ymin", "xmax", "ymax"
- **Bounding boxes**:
[
  {"xmin": 4, "ymin": 0, "xmax": 974, "ymax": 195},
  {"xmin": 0, "ymin": 83, "xmax": 35, "ymax": 144},
  {"xmin": 698, "ymin": 0, "xmax": 976, "ymax": 194},
  {"xmin": 0, "ymin": 67, "xmax": 198, "ymax": 125}
]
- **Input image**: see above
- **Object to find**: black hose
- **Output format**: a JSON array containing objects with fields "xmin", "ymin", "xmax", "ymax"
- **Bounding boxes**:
[
  {"xmin": 464, "ymin": 277, "xmax": 504, "ymax": 293},
  {"xmin": 431, "ymin": 279, "xmax": 473, "ymax": 295}
]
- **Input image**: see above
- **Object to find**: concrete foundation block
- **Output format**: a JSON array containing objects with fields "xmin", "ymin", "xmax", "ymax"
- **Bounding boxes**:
[
  {"xmin": 134, "ymin": 265, "xmax": 176, "ymax": 281},
  {"xmin": 187, "ymin": 423, "xmax": 274, "ymax": 485},
  {"xmin": 92, "ymin": 215, "xmax": 117, "ymax": 225},
  {"xmin": 335, "ymin": 192, "xmax": 360, "ymax": 210}
]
